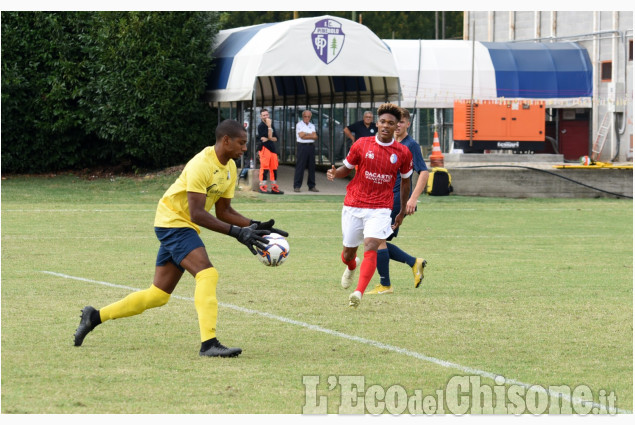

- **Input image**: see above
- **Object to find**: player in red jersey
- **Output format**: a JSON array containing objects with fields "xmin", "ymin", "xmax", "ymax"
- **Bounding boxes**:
[{"xmin": 326, "ymin": 103, "xmax": 413, "ymax": 308}]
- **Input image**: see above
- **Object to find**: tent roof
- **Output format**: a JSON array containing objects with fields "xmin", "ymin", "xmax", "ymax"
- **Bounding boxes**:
[
  {"xmin": 206, "ymin": 16, "xmax": 400, "ymax": 105},
  {"xmin": 383, "ymin": 40, "xmax": 593, "ymax": 108},
  {"xmin": 483, "ymin": 42, "xmax": 593, "ymax": 101}
]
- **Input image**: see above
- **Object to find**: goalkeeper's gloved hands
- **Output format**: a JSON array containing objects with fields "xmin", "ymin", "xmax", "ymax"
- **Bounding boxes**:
[
  {"xmin": 250, "ymin": 219, "xmax": 289, "ymax": 237},
  {"xmin": 229, "ymin": 223, "xmax": 270, "ymax": 255}
]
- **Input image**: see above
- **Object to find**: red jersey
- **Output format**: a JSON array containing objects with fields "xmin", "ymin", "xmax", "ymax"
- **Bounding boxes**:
[{"xmin": 343, "ymin": 136, "xmax": 413, "ymax": 209}]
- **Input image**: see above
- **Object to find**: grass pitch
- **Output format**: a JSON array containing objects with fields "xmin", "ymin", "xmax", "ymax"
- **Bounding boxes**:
[{"xmin": 1, "ymin": 172, "xmax": 632, "ymax": 414}]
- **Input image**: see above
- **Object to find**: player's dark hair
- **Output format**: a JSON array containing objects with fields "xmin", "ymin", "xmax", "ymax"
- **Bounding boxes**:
[
  {"xmin": 399, "ymin": 107, "xmax": 411, "ymax": 121},
  {"xmin": 215, "ymin": 119, "xmax": 246, "ymax": 141},
  {"xmin": 377, "ymin": 103, "xmax": 402, "ymax": 121}
]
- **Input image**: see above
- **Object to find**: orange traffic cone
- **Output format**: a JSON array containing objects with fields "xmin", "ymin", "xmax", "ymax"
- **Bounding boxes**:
[{"xmin": 429, "ymin": 131, "xmax": 444, "ymax": 167}]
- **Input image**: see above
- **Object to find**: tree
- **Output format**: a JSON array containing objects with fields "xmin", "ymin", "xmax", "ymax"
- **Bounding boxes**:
[
  {"xmin": 1, "ymin": 11, "xmax": 220, "ymax": 173},
  {"xmin": 358, "ymin": 11, "xmax": 463, "ymax": 39},
  {"xmin": 1, "ymin": 12, "xmax": 97, "ymax": 172},
  {"xmin": 218, "ymin": 11, "xmax": 463, "ymax": 40},
  {"xmin": 84, "ymin": 12, "xmax": 220, "ymax": 169}
]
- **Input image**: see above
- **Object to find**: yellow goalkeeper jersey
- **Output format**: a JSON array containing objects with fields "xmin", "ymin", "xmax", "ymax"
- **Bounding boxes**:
[{"xmin": 154, "ymin": 146, "xmax": 236, "ymax": 232}]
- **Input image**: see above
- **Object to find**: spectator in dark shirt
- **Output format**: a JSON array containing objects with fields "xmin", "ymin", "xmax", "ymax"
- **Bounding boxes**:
[{"xmin": 343, "ymin": 111, "xmax": 377, "ymax": 147}]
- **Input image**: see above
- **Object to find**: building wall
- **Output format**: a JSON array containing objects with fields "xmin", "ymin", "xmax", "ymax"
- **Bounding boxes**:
[{"xmin": 464, "ymin": 11, "xmax": 633, "ymax": 162}]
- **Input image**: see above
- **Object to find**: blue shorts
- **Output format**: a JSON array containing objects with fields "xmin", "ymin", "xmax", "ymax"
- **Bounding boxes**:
[
  {"xmin": 387, "ymin": 195, "xmax": 418, "ymax": 241},
  {"xmin": 387, "ymin": 207, "xmax": 400, "ymax": 241},
  {"xmin": 155, "ymin": 227, "xmax": 205, "ymax": 272}
]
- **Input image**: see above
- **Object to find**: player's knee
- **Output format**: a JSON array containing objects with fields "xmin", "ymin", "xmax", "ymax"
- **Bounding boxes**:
[
  {"xmin": 341, "ymin": 250, "xmax": 355, "ymax": 264},
  {"xmin": 153, "ymin": 293, "xmax": 170, "ymax": 308},
  {"xmin": 147, "ymin": 285, "xmax": 171, "ymax": 308}
]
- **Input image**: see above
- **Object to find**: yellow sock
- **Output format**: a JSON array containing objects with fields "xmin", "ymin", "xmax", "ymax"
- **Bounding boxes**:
[
  {"xmin": 100, "ymin": 284, "xmax": 170, "ymax": 323},
  {"xmin": 194, "ymin": 267, "xmax": 219, "ymax": 342}
]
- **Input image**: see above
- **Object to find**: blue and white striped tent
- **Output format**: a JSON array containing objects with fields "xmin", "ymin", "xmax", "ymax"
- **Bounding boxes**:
[
  {"xmin": 383, "ymin": 39, "xmax": 593, "ymax": 109},
  {"xmin": 205, "ymin": 15, "xmax": 401, "ymax": 106}
]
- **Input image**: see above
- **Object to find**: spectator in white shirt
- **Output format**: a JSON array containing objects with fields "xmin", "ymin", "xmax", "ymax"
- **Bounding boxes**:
[{"xmin": 294, "ymin": 110, "xmax": 319, "ymax": 192}]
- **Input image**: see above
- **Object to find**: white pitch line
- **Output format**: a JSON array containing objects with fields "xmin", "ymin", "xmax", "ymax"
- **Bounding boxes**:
[{"xmin": 43, "ymin": 270, "xmax": 631, "ymax": 414}]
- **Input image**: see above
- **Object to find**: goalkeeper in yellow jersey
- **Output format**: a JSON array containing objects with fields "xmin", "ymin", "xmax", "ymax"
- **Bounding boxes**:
[{"xmin": 74, "ymin": 119, "xmax": 288, "ymax": 357}]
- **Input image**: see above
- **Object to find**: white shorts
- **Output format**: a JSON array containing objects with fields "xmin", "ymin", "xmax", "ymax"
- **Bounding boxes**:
[{"xmin": 341, "ymin": 206, "xmax": 393, "ymax": 248}]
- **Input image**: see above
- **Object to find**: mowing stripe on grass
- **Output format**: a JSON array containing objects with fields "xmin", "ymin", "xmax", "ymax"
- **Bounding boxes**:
[
  {"xmin": 7, "ymin": 234, "xmax": 611, "ymax": 241},
  {"xmin": 4, "ymin": 207, "xmax": 618, "ymax": 213},
  {"xmin": 2, "ymin": 209, "xmax": 156, "ymax": 213},
  {"xmin": 43, "ymin": 270, "xmax": 630, "ymax": 414}
]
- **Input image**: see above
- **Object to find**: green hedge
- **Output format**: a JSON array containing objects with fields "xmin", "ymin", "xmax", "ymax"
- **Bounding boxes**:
[{"xmin": 1, "ymin": 11, "xmax": 219, "ymax": 173}]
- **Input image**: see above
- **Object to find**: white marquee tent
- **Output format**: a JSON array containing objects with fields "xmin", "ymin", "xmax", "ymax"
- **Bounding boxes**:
[{"xmin": 206, "ymin": 15, "xmax": 401, "ymax": 106}]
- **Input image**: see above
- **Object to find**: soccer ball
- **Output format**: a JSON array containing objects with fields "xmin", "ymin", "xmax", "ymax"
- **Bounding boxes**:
[{"xmin": 256, "ymin": 233, "xmax": 290, "ymax": 267}]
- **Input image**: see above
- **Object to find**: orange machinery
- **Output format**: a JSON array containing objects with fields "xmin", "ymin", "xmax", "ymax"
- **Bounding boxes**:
[{"xmin": 453, "ymin": 100, "xmax": 546, "ymax": 152}]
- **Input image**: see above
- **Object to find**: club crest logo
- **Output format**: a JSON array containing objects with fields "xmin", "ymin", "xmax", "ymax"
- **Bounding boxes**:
[
  {"xmin": 390, "ymin": 154, "xmax": 398, "ymax": 164},
  {"xmin": 312, "ymin": 19, "xmax": 345, "ymax": 65}
]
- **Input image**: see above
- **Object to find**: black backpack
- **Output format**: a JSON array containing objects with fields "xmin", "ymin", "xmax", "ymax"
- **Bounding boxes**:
[{"xmin": 426, "ymin": 167, "xmax": 453, "ymax": 196}]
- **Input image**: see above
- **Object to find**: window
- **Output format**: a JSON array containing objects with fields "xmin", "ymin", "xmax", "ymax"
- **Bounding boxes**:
[{"xmin": 601, "ymin": 61, "xmax": 612, "ymax": 82}]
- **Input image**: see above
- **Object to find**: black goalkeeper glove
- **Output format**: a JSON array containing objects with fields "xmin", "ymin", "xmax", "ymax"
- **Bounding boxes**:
[
  {"xmin": 250, "ymin": 219, "xmax": 289, "ymax": 237},
  {"xmin": 228, "ymin": 224, "xmax": 270, "ymax": 255}
]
